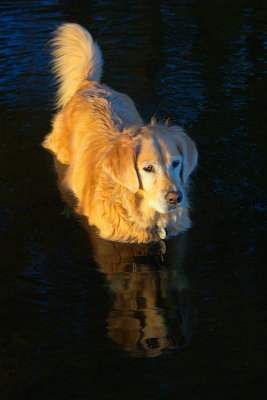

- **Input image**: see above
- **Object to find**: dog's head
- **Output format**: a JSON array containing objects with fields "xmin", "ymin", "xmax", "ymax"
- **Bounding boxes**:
[{"xmin": 102, "ymin": 124, "xmax": 198, "ymax": 213}]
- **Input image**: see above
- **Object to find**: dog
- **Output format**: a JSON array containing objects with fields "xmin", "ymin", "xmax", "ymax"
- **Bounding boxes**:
[{"xmin": 42, "ymin": 23, "xmax": 198, "ymax": 243}]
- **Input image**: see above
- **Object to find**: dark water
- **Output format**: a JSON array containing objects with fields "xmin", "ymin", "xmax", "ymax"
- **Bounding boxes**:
[{"xmin": 1, "ymin": 0, "xmax": 266, "ymax": 399}]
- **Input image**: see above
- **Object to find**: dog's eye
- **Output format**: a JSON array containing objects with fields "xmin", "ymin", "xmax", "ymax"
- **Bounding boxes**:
[
  {"xmin": 143, "ymin": 165, "xmax": 154, "ymax": 173},
  {"xmin": 172, "ymin": 161, "xmax": 180, "ymax": 168}
]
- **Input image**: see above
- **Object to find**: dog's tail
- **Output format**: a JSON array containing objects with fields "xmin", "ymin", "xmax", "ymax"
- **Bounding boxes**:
[{"xmin": 51, "ymin": 23, "xmax": 103, "ymax": 108}]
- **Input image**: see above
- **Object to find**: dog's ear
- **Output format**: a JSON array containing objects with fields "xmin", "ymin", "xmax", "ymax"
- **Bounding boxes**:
[
  {"xmin": 170, "ymin": 127, "xmax": 198, "ymax": 183},
  {"xmin": 102, "ymin": 136, "xmax": 139, "ymax": 193}
]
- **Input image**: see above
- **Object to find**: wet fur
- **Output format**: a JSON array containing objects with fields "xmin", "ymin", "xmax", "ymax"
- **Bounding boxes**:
[{"xmin": 43, "ymin": 23, "xmax": 198, "ymax": 243}]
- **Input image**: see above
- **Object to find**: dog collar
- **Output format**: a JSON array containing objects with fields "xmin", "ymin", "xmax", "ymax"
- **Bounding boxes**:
[{"xmin": 156, "ymin": 226, "xmax": 168, "ymax": 240}]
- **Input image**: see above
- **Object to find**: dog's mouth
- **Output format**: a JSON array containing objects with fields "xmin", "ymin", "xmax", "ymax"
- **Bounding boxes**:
[
  {"xmin": 165, "ymin": 202, "xmax": 184, "ymax": 213},
  {"xmin": 148, "ymin": 198, "xmax": 184, "ymax": 214},
  {"xmin": 168, "ymin": 203, "xmax": 180, "ymax": 210}
]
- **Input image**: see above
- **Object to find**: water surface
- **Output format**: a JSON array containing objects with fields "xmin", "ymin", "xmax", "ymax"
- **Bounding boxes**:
[{"xmin": 0, "ymin": 1, "xmax": 266, "ymax": 399}]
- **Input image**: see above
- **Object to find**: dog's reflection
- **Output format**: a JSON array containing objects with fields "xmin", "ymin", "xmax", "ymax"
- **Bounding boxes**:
[
  {"xmin": 87, "ymin": 229, "xmax": 194, "ymax": 357},
  {"xmin": 53, "ymin": 158, "xmax": 195, "ymax": 357}
]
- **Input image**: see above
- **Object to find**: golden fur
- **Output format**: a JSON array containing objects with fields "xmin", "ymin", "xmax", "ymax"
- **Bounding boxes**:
[{"xmin": 43, "ymin": 23, "xmax": 198, "ymax": 243}]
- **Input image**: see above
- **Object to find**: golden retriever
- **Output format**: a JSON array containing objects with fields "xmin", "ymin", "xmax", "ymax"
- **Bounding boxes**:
[{"xmin": 43, "ymin": 23, "xmax": 198, "ymax": 243}]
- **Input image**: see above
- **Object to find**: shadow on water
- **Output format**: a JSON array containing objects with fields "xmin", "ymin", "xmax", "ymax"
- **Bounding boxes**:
[{"xmin": 1, "ymin": 0, "xmax": 267, "ymax": 399}]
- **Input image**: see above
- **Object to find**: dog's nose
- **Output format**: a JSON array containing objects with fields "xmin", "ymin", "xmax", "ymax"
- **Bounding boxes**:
[{"xmin": 165, "ymin": 191, "xmax": 183, "ymax": 204}]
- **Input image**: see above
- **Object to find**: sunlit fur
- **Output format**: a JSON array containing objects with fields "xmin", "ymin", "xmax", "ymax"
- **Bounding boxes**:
[{"xmin": 43, "ymin": 23, "xmax": 198, "ymax": 243}]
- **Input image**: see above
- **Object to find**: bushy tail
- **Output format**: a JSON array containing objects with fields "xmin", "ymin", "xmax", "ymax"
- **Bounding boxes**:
[{"xmin": 50, "ymin": 23, "xmax": 103, "ymax": 108}]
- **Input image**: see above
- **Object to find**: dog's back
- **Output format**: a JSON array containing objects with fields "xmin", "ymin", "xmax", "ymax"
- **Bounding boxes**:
[{"xmin": 43, "ymin": 24, "xmax": 142, "ymax": 164}]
